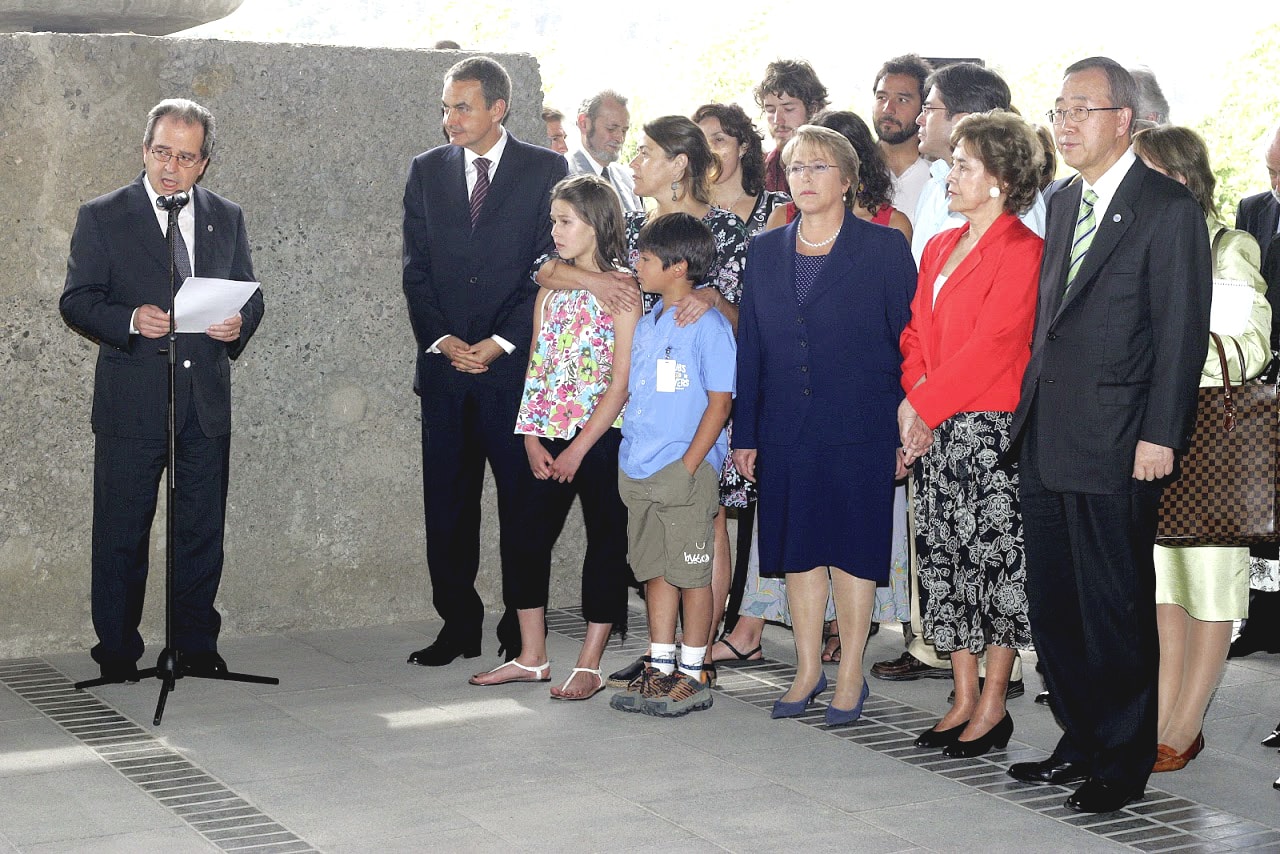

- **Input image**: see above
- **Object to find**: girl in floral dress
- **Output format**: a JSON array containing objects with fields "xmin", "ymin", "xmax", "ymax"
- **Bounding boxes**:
[{"xmin": 468, "ymin": 175, "xmax": 640, "ymax": 700}]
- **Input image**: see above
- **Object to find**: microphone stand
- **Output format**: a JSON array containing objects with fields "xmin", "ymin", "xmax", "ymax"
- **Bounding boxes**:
[{"xmin": 76, "ymin": 193, "xmax": 277, "ymax": 724}]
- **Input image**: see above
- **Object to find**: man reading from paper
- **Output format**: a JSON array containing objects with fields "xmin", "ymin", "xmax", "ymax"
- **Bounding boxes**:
[{"xmin": 60, "ymin": 98, "xmax": 265, "ymax": 684}]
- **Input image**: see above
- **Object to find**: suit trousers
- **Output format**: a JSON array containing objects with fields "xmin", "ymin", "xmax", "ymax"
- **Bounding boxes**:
[
  {"xmin": 91, "ymin": 402, "xmax": 230, "ymax": 667},
  {"xmin": 1019, "ymin": 420, "xmax": 1160, "ymax": 791},
  {"xmin": 419, "ymin": 378, "xmax": 539, "ymax": 646},
  {"xmin": 510, "ymin": 429, "xmax": 630, "ymax": 624}
]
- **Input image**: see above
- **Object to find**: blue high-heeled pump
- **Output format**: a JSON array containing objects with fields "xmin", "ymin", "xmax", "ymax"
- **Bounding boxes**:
[
  {"xmin": 771, "ymin": 671, "xmax": 828, "ymax": 719},
  {"xmin": 824, "ymin": 678, "xmax": 869, "ymax": 727}
]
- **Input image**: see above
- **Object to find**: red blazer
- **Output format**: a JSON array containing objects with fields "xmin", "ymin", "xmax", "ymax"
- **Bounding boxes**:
[{"xmin": 900, "ymin": 212, "xmax": 1042, "ymax": 429}]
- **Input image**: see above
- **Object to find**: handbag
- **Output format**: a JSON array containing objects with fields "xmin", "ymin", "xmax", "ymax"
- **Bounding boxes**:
[{"xmin": 1156, "ymin": 332, "xmax": 1280, "ymax": 546}]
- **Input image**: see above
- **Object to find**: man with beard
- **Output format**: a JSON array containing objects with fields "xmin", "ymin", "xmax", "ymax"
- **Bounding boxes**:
[
  {"xmin": 567, "ymin": 90, "xmax": 642, "ymax": 213},
  {"xmin": 873, "ymin": 54, "xmax": 933, "ymax": 224},
  {"xmin": 753, "ymin": 59, "xmax": 829, "ymax": 194}
]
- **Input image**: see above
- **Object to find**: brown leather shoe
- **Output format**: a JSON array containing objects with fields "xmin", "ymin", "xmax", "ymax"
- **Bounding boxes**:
[
  {"xmin": 1152, "ymin": 732, "xmax": 1204, "ymax": 773},
  {"xmin": 870, "ymin": 651, "xmax": 950, "ymax": 681}
]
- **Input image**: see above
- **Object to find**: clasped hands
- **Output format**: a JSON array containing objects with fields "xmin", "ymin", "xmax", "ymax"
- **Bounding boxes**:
[
  {"xmin": 894, "ymin": 395, "xmax": 1173, "ymax": 482},
  {"xmin": 136, "ymin": 304, "xmax": 241, "ymax": 341},
  {"xmin": 897, "ymin": 398, "xmax": 932, "ymax": 475},
  {"xmin": 437, "ymin": 335, "xmax": 504, "ymax": 374}
]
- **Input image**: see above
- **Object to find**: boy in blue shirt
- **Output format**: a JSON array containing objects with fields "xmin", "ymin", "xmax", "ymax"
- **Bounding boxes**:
[{"xmin": 611, "ymin": 214, "xmax": 735, "ymax": 717}]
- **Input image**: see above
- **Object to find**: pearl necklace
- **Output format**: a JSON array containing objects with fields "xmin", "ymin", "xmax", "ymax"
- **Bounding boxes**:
[{"xmin": 797, "ymin": 224, "xmax": 840, "ymax": 248}]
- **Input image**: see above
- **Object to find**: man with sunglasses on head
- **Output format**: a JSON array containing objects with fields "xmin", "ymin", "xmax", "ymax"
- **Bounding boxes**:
[{"xmin": 60, "ymin": 98, "xmax": 264, "ymax": 685}]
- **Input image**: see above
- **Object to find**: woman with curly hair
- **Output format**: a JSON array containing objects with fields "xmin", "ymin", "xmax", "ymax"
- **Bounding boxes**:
[
  {"xmin": 694, "ymin": 102, "xmax": 790, "ymax": 236},
  {"xmin": 899, "ymin": 111, "xmax": 1043, "ymax": 756}
]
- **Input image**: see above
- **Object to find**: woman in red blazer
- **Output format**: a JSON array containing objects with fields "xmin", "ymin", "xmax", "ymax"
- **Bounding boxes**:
[{"xmin": 899, "ymin": 112, "xmax": 1043, "ymax": 757}]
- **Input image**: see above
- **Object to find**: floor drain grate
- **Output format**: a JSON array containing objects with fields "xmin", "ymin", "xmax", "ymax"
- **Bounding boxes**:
[
  {"xmin": 0, "ymin": 658, "xmax": 317, "ymax": 853},
  {"xmin": 547, "ymin": 606, "xmax": 1280, "ymax": 853}
]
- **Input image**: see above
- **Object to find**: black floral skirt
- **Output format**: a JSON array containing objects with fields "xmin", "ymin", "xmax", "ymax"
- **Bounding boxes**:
[{"xmin": 913, "ymin": 411, "xmax": 1031, "ymax": 655}]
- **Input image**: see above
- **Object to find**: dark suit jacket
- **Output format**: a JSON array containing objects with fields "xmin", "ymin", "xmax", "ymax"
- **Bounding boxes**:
[
  {"xmin": 401, "ymin": 133, "xmax": 567, "ymax": 395},
  {"xmin": 735, "ymin": 212, "xmax": 916, "ymax": 449},
  {"xmin": 1235, "ymin": 190, "xmax": 1279, "ymax": 258},
  {"xmin": 1012, "ymin": 159, "xmax": 1212, "ymax": 494},
  {"xmin": 60, "ymin": 175, "xmax": 263, "ymax": 440}
]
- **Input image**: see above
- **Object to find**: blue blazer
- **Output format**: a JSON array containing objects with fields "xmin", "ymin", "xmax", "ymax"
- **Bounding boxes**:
[
  {"xmin": 401, "ymin": 133, "xmax": 567, "ymax": 395},
  {"xmin": 60, "ymin": 175, "xmax": 263, "ymax": 440},
  {"xmin": 735, "ymin": 212, "xmax": 916, "ymax": 448}
]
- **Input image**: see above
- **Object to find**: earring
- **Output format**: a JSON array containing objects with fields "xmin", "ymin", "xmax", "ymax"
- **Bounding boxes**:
[
  {"xmin": 671, "ymin": 181, "xmax": 680, "ymax": 202},
  {"xmin": 988, "ymin": 186, "xmax": 1001, "ymax": 198}
]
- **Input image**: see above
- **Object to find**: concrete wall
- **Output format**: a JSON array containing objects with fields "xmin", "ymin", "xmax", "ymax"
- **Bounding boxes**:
[{"xmin": 0, "ymin": 32, "xmax": 586, "ymax": 658}]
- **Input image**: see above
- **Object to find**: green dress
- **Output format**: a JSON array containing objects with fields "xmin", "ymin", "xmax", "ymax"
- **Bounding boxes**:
[{"xmin": 1153, "ymin": 217, "xmax": 1272, "ymax": 621}]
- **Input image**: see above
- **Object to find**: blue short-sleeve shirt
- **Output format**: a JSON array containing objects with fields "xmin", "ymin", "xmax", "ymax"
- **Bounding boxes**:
[{"xmin": 620, "ymin": 299, "xmax": 737, "ymax": 480}]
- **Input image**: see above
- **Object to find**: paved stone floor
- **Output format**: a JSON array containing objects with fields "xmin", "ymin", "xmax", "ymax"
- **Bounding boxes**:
[{"xmin": 1, "ymin": 604, "xmax": 1277, "ymax": 852}]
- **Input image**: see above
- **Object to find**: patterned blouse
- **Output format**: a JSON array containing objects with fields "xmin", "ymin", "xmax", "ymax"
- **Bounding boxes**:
[
  {"xmin": 744, "ymin": 191, "xmax": 790, "ymax": 237},
  {"xmin": 626, "ymin": 207, "xmax": 749, "ymax": 306},
  {"xmin": 514, "ymin": 289, "xmax": 621, "ymax": 440}
]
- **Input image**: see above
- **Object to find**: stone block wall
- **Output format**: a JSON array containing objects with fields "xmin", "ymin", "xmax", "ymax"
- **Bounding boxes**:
[{"xmin": 0, "ymin": 33, "xmax": 585, "ymax": 657}]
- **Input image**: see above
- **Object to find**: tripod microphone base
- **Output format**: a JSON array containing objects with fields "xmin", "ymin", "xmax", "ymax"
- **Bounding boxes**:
[{"xmin": 74, "ymin": 648, "xmax": 279, "ymax": 725}]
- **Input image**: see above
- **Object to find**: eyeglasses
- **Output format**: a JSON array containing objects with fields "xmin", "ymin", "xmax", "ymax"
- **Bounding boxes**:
[
  {"xmin": 1045, "ymin": 106, "xmax": 1125, "ymax": 126},
  {"xmin": 787, "ymin": 162, "xmax": 835, "ymax": 178},
  {"xmin": 148, "ymin": 146, "xmax": 205, "ymax": 168},
  {"xmin": 919, "ymin": 105, "xmax": 947, "ymax": 115}
]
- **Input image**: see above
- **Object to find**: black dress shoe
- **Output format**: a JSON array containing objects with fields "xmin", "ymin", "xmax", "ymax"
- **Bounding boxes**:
[
  {"xmin": 181, "ymin": 651, "xmax": 228, "ymax": 677},
  {"xmin": 99, "ymin": 660, "xmax": 140, "ymax": 684},
  {"xmin": 1034, "ymin": 690, "xmax": 1051, "ymax": 706},
  {"xmin": 407, "ymin": 640, "xmax": 481, "ymax": 667},
  {"xmin": 944, "ymin": 712, "xmax": 1013, "ymax": 758},
  {"xmin": 915, "ymin": 719, "xmax": 969, "ymax": 748},
  {"xmin": 1261, "ymin": 723, "xmax": 1280, "ymax": 748},
  {"xmin": 1008, "ymin": 757, "xmax": 1090, "ymax": 785},
  {"xmin": 1065, "ymin": 778, "xmax": 1142, "ymax": 813},
  {"xmin": 606, "ymin": 656, "xmax": 648, "ymax": 689}
]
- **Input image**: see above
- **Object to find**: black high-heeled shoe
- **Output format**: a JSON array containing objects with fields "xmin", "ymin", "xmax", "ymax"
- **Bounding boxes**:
[
  {"xmin": 914, "ymin": 719, "xmax": 970, "ymax": 749},
  {"xmin": 943, "ymin": 712, "xmax": 1013, "ymax": 758}
]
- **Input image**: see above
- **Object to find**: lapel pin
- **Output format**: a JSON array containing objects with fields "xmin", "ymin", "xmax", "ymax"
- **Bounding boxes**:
[
  {"xmin": 1112, "ymin": 213, "xmax": 1121, "ymax": 222},
  {"xmin": 207, "ymin": 224, "xmax": 214, "ymax": 231}
]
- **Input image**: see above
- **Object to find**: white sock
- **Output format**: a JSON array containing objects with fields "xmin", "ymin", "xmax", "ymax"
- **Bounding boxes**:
[
  {"xmin": 650, "ymin": 642, "xmax": 677, "ymax": 675},
  {"xmin": 679, "ymin": 644, "xmax": 706, "ymax": 679}
]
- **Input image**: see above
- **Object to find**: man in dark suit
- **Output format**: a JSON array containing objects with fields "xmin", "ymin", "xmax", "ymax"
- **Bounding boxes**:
[
  {"xmin": 60, "ymin": 98, "xmax": 265, "ymax": 684},
  {"xmin": 1008, "ymin": 58, "xmax": 1211, "ymax": 813},
  {"xmin": 402, "ymin": 56, "xmax": 567, "ymax": 667},
  {"xmin": 1235, "ymin": 124, "xmax": 1280, "ymax": 257}
]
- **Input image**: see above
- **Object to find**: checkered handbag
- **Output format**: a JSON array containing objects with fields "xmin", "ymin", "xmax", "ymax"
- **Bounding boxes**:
[{"xmin": 1156, "ymin": 333, "xmax": 1280, "ymax": 547}]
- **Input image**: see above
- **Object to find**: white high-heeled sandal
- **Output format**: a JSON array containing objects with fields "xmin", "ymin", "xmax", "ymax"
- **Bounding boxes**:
[
  {"xmin": 550, "ymin": 667, "xmax": 605, "ymax": 701},
  {"xmin": 468, "ymin": 659, "xmax": 550, "ymax": 686}
]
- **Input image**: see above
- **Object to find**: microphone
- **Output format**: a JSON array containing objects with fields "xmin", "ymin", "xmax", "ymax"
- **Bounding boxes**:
[{"xmin": 156, "ymin": 191, "xmax": 190, "ymax": 211}]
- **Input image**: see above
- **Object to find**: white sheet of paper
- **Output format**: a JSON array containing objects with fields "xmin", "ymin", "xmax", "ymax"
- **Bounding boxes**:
[
  {"xmin": 656, "ymin": 359, "xmax": 677, "ymax": 392},
  {"xmin": 1209, "ymin": 278, "xmax": 1255, "ymax": 337},
  {"xmin": 173, "ymin": 278, "xmax": 260, "ymax": 333}
]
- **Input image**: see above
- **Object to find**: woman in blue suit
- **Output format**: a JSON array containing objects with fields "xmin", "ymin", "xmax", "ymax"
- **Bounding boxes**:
[{"xmin": 733, "ymin": 125, "xmax": 916, "ymax": 725}]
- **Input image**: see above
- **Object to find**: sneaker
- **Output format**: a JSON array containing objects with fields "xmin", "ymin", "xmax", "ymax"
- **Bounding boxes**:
[
  {"xmin": 870, "ymin": 651, "xmax": 951, "ymax": 682},
  {"xmin": 638, "ymin": 670, "xmax": 713, "ymax": 717},
  {"xmin": 606, "ymin": 656, "xmax": 648, "ymax": 690},
  {"xmin": 609, "ymin": 664, "xmax": 661, "ymax": 712}
]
